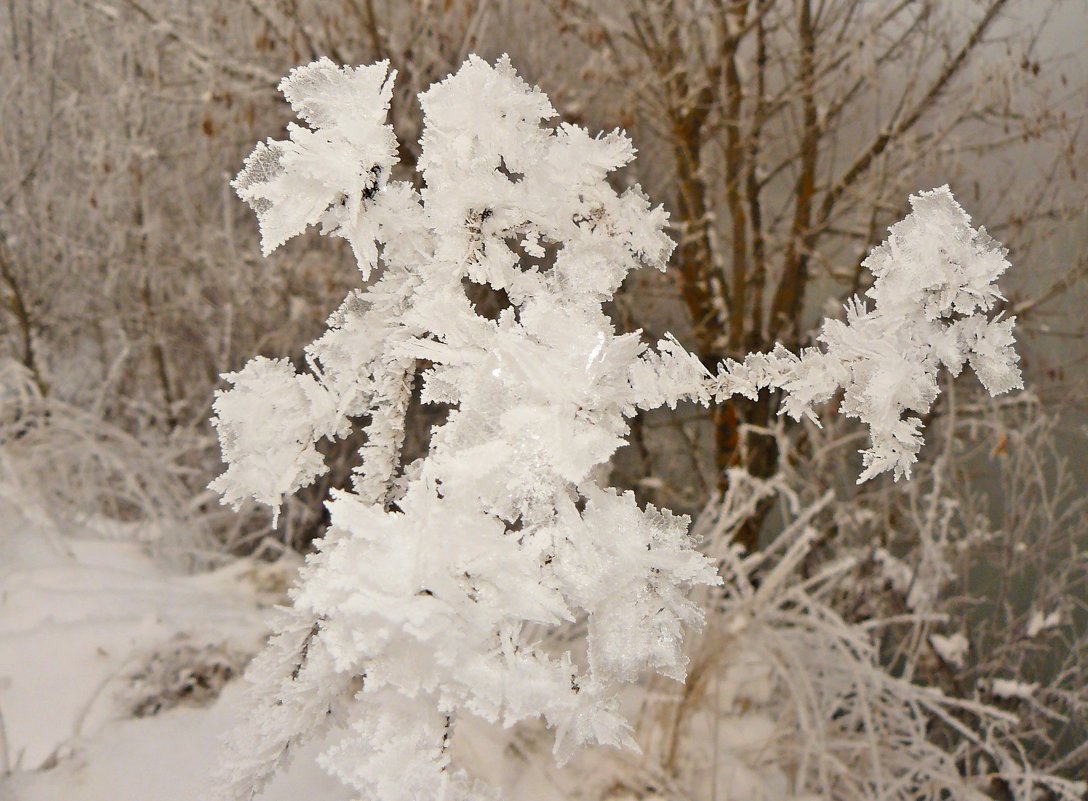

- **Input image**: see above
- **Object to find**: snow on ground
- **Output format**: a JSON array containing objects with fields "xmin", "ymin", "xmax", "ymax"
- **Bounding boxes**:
[{"xmin": 0, "ymin": 501, "xmax": 351, "ymax": 801}]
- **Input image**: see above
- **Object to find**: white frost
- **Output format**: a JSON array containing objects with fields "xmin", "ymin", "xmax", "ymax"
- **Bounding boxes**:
[
  {"xmin": 992, "ymin": 678, "xmax": 1039, "ymax": 701},
  {"xmin": 211, "ymin": 55, "xmax": 1025, "ymax": 801},
  {"xmin": 1026, "ymin": 609, "xmax": 1062, "ymax": 638},
  {"xmin": 930, "ymin": 632, "xmax": 969, "ymax": 669}
]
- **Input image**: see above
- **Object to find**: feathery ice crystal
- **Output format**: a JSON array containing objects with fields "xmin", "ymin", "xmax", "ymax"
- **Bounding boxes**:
[{"xmin": 210, "ymin": 55, "xmax": 1022, "ymax": 801}]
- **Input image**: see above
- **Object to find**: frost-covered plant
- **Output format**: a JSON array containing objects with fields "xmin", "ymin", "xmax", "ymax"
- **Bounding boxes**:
[
  {"xmin": 210, "ymin": 56, "xmax": 1024, "ymax": 800},
  {"xmin": 0, "ymin": 358, "xmax": 212, "ymax": 567},
  {"xmin": 614, "ymin": 483, "xmax": 1087, "ymax": 801},
  {"xmin": 125, "ymin": 639, "xmax": 246, "ymax": 718},
  {"xmin": 812, "ymin": 397, "xmax": 1088, "ymax": 788}
]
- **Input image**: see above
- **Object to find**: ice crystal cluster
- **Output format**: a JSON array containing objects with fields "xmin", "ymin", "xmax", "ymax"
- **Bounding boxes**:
[
  {"xmin": 210, "ymin": 55, "xmax": 1022, "ymax": 801},
  {"xmin": 706, "ymin": 188, "xmax": 1023, "ymax": 481}
]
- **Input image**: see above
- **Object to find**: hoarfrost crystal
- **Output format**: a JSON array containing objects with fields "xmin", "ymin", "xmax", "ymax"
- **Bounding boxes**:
[{"xmin": 211, "ymin": 55, "xmax": 1022, "ymax": 801}]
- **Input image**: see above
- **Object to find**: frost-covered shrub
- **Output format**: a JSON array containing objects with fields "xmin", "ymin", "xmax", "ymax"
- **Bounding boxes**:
[
  {"xmin": 0, "ymin": 358, "xmax": 212, "ymax": 567},
  {"xmin": 623, "ymin": 478, "xmax": 1087, "ymax": 801},
  {"xmin": 210, "ymin": 56, "xmax": 1026, "ymax": 801},
  {"xmin": 125, "ymin": 639, "xmax": 246, "ymax": 718},
  {"xmin": 825, "ymin": 400, "xmax": 1088, "ymax": 790}
]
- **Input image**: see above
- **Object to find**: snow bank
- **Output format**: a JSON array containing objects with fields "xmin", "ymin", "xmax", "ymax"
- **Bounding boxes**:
[{"xmin": 0, "ymin": 503, "xmax": 345, "ymax": 800}]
